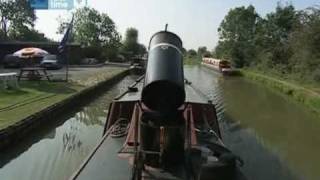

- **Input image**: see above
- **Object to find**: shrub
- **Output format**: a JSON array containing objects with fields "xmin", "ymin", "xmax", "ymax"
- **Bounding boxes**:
[
  {"xmin": 312, "ymin": 68, "xmax": 320, "ymax": 82},
  {"xmin": 83, "ymin": 46, "xmax": 102, "ymax": 59}
]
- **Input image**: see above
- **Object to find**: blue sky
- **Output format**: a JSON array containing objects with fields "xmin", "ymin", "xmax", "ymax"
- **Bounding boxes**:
[{"xmin": 35, "ymin": 0, "xmax": 319, "ymax": 50}]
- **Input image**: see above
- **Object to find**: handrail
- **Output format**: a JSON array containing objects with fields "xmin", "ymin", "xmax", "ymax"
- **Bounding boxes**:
[{"xmin": 114, "ymin": 75, "xmax": 145, "ymax": 100}]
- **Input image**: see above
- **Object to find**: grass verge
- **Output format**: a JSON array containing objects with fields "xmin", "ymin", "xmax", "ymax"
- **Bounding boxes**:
[
  {"xmin": 184, "ymin": 56, "xmax": 201, "ymax": 65},
  {"xmin": 0, "ymin": 68, "xmax": 126, "ymax": 130},
  {"xmin": 240, "ymin": 69, "xmax": 320, "ymax": 116}
]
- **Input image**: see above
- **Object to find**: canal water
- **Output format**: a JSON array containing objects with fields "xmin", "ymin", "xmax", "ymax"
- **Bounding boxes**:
[
  {"xmin": 0, "ymin": 75, "xmax": 138, "ymax": 180},
  {"xmin": 184, "ymin": 66, "xmax": 320, "ymax": 180},
  {"xmin": 0, "ymin": 66, "xmax": 319, "ymax": 180}
]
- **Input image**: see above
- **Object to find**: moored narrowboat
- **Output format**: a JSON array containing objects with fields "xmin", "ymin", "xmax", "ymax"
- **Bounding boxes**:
[{"xmin": 202, "ymin": 58, "xmax": 235, "ymax": 75}]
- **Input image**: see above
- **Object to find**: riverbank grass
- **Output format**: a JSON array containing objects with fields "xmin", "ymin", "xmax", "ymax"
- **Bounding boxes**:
[
  {"xmin": 0, "ymin": 67, "xmax": 126, "ymax": 130},
  {"xmin": 0, "ymin": 81, "xmax": 81, "ymax": 129},
  {"xmin": 241, "ymin": 70, "xmax": 320, "ymax": 116},
  {"xmin": 0, "ymin": 81, "xmax": 80, "ymax": 110},
  {"xmin": 184, "ymin": 56, "xmax": 201, "ymax": 65}
]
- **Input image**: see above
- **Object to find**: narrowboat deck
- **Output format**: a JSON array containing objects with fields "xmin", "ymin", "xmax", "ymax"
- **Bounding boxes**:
[{"xmin": 70, "ymin": 80, "xmax": 224, "ymax": 180}]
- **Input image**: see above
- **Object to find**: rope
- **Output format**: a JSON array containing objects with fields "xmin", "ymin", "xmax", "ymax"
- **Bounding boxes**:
[{"xmin": 110, "ymin": 118, "xmax": 129, "ymax": 138}]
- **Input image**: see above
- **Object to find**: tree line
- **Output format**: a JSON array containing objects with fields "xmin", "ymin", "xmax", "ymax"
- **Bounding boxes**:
[
  {"xmin": 58, "ymin": 7, "xmax": 146, "ymax": 62},
  {"xmin": 214, "ymin": 3, "xmax": 320, "ymax": 83},
  {"xmin": 1, "ymin": 0, "xmax": 212, "ymax": 63},
  {"xmin": 1, "ymin": 1, "xmax": 146, "ymax": 62},
  {"xmin": 0, "ymin": 0, "xmax": 49, "ymax": 42}
]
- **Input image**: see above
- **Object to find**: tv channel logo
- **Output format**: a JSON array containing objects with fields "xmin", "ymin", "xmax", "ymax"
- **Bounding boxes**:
[
  {"xmin": 49, "ymin": 0, "xmax": 74, "ymax": 10},
  {"xmin": 29, "ymin": 0, "xmax": 49, "ymax": 9},
  {"xmin": 30, "ymin": 0, "xmax": 79, "ymax": 10}
]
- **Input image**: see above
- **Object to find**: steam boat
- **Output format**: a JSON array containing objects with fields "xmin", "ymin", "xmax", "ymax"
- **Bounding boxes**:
[{"xmin": 70, "ymin": 30, "xmax": 245, "ymax": 180}]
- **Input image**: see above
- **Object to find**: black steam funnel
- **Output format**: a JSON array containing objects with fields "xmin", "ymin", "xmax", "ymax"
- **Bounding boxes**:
[{"xmin": 141, "ymin": 30, "xmax": 185, "ymax": 113}]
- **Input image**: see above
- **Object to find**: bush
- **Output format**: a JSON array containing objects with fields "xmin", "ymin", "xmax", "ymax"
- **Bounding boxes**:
[
  {"xmin": 68, "ymin": 46, "xmax": 84, "ymax": 65},
  {"xmin": 102, "ymin": 46, "xmax": 119, "ymax": 61},
  {"xmin": 83, "ymin": 46, "xmax": 102, "ymax": 59},
  {"xmin": 312, "ymin": 68, "xmax": 320, "ymax": 82}
]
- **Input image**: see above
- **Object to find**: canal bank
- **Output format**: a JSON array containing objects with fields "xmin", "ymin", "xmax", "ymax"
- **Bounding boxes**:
[
  {"xmin": 240, "ymin": 70, "xmax": 320, "ymax": 117},
  {"xmin": 0, "ymin": 76, "xmax": 137, "ymax": 180},
  {"xmin": 0, "ymin": 67, "xmax": 129, "ymax": 150}
]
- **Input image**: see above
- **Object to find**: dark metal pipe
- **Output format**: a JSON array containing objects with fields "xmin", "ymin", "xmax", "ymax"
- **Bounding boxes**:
[{"xmin": 141, "ymin": 31, "xmax": 185, "ymax": 112}]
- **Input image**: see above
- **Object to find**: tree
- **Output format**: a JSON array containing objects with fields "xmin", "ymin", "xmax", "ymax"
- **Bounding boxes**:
[
  {"xmin": 217, "ymin": 5, "xmax": 259, "ymax": 67},
  {"xmin": 120, "ymin": 27, "xmax": 146, "ymax": 59},
  {"xmin": 197, "ymin": 46, "xmax": 211, "ymax": 57},
  {"xmin": 288, "ymin": 7, "xmax": 320, "ymax": 81},
  {"xmin": 138, "ymin": 44, "xmax": 147, "ymax": 55},
  {"xmin": 0, "ymin": 0, "xmax": 15, "ymax": 39},
  {"xmin": 121, "ymin": 28, "xmax": 140, "ymax": 56},
  {"xmin": 255, "ymin": 4, "xmax": 298, "ymax": 71},
  {"xmin": 187, "ymin": 49, "xmax": 197, "ymax": 57},
  {"xmin": 215, "ymin": 3, "xmax": 320, "ymax": 83},
  {"xmin": 0, "ymin": 0, "xmax": 36, "ymax": 40},
  {"xmin": 10, "ymin": 27, "xmax": 50, "ymax": 42},
  {"xmin": 124, "ymin": 28, "xmax": 138, "ymax": 45},
  {"xmin": 58, "ymin": 7, "xmax": 121, "ymax": 60},
  {"xmin": 214, "ymin": 40, "xmax": 230, "ymax": 59},
  {"xmin": 197, "ymin": 46, "xmax": 207, "ymax": 56},
  {"xmin": 0, "ymin": 29, "xmax": 5, "ymax": 40}
]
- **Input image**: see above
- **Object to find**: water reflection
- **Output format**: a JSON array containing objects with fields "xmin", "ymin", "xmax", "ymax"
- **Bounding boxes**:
[
  {"xmin": 185, "ymin": 65, "xmax": 320, "ymax": 180},
  {"xmin": 221, "ymin": 77, "xmax": 320, "ymax": 180},
  {"xmin": 221, "ymin": 117, "xmax": 301, "ymax": 180},
  {"xmin": 62, "ymin": 122, "xmax": 83, "ymax": 153},
  {"xmin": 0, "ymin": 76, "xmax": 137, "ymax": 180}
]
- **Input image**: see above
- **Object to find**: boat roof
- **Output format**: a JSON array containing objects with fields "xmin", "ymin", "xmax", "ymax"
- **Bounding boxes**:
[{"xmin": 116, "ymin": 79, "xmax": 210, "ymax": 105}]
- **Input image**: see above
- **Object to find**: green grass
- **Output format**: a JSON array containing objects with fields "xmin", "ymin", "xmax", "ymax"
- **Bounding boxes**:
[
  {"xmin": 0, "ymin": 81, "xmax": 81, "ymax": 130},
  {"xmin": 241, "ymin": 69, "xmax": 320, "ymax": 117},
  {"xmin": 0, "ymin": 88, "xmax": 45, "ymax": 109},
  {"xmin": 183, "ymin": 56, "xmax": 201, "ymax": 65},
  {"xmin": 0, "ymin": 68, "xmax": 126, "ymax": 130},
  {"xmin": 0, "ymin": 81, "xmax": 80, "ymax": 109}
]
